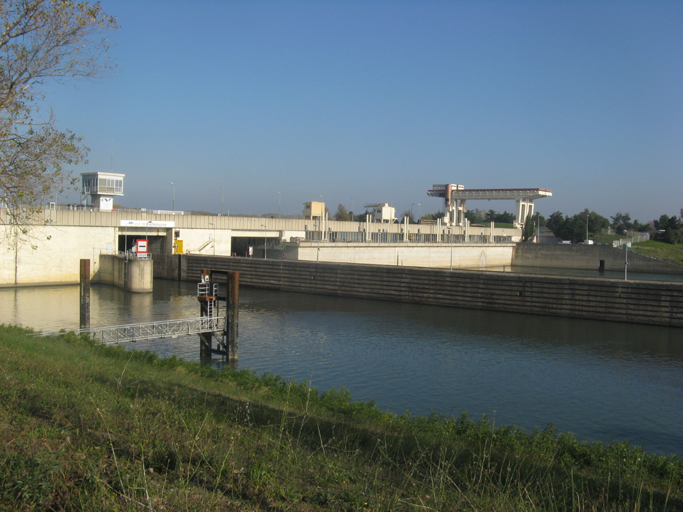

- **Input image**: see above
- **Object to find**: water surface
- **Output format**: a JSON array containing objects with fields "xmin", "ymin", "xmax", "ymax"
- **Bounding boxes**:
[{"xmin": 2, "ymin": 280, "xmax": 681, "ymax": 457}]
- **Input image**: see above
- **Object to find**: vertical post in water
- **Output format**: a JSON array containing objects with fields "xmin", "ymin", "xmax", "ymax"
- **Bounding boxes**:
[
  {"xmin": 80, "ymin": 259, "xmax": 91, "ymax": 329},
  {"xmin": 227, "ymin": 271, "xmax": 239, "ymax": 360}
]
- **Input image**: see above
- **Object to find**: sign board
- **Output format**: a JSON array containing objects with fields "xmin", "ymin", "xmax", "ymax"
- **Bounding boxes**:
[
  {"xmin": 135, "ymin": 239, "xmax": 148, "ymax": 253},
  {"xmin": 120, "ymin": 220, "xmax": 175, "ymax": 228}
]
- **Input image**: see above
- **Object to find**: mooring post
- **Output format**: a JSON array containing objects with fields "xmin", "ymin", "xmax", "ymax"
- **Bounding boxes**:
[
  {"xmin": 227, "ymin": 271, "xmax": 239, "ymax": 360},
  {"xmin": 198, "ymin": 269, "xmax": 212, "ymax": 357},
  {"xmin": 79, "ymin": 259, "xmax": 90, "ymax": 329}
]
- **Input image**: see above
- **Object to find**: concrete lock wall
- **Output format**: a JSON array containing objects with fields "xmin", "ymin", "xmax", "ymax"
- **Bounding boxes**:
[
  {"xmin": 95, "ymin": 255, "xmax": 153, "ymax": 292},
  {"xmin": 513, "ymin": 243, "xmax": 683, "ymax": 273},
  {"xmin": 171, "ymin": 256, "xmax": 683, "ymax": 328},
  {"xmin": 284, "ymin": 242, "xmax": 515, "ymax": 268},
  {"xmin": 0, "ymin": 225, "xmax": 116, "ymax": 286}
]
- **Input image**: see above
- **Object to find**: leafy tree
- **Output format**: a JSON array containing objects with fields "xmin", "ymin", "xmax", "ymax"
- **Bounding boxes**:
[
  {"xmin": 0, "ymin": 0, "xmax": 117, "ymax": 248},
  {"xmin": 354, "ymin": 210, "xmax": 370, "ymax": 222},
  {"xmin": 610, "ymin": 212, "xmax": 633, "ymax": 235},
  {"xmin": 654, "ymin": 214, "xmax": 683, "ymax": 244},
  {"xmin": 401, "ymin": 210, "xmax": 415, "ymax": 224},
  {"xmin": 522, "ymin": 213, "xmax": 535, "ymax": 242},
  {"xmin": 334, "ymin": 204, "xmax": 352, "ymax": 221},
  {"xmin": 486, "ymin": 210, "xmax": 515, "ymax": 224},
  {"xmin": 464, "ymin": 208, "xmax": 485, "ymax": 225},
  {"xmin": 545, "ymin": 209, "xmax": 609, "ymax": 243},
  {"xmin": 545, "ymin": 211, "xmax": 564, "ymax": 233}
]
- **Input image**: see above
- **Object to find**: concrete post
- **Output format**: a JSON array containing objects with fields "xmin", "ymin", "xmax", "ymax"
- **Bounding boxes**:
[
  {"xmin": 227, "ymin": 271, "xmax": 239, "ymax": 360},
  {"xmin": 79, "ymin": 259, "xmax": 90, "ymax": 329}
]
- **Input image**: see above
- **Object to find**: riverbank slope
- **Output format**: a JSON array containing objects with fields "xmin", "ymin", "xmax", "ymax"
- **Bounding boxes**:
[{"xmin": 1, "ymin": 326, "xmax": 682, "ymax": 511}]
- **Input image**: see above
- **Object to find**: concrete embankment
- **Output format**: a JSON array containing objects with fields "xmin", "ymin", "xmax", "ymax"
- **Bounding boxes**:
[
  {"xmin": 513, "ymin": 243, "xmax": 683, "ymax": 273},
  {"xmin": 161, "ymin": 255, "xmax": 683, "ymax": 328}
]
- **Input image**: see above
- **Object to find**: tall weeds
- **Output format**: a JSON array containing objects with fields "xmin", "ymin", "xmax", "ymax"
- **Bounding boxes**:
[{"xmin": 1, "ymin": 325, "xmax": 681, "ymax": 511}]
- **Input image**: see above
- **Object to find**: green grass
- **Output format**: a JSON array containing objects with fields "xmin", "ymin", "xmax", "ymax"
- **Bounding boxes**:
[
  {"xmin": 1, "ymin": 325, "xmax": 682, "ymax": 511},
  {"xmin": 632, "ymin": 240, "xmax": 683, "ymax": 266},
  {"xmin": 591, "ymin": 233, "xmax": 622, "ymax": 244}
]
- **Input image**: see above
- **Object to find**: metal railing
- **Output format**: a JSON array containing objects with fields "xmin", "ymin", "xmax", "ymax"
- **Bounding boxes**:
[
  {"xmin": 613, "ymin": 232, "xmax": 651, "ymax": 248},
  {"xmin": 36, "ymin": 316, "xmax": 225, "ymax": 345}
]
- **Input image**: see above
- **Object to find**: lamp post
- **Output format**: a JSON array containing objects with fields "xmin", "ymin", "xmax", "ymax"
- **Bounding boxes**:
[
  {"xmin": 169, "ymin": 182, "xmax": 175, "ymax": 211},
  {"xmin": 313, "ymin": 222, "xmax": 320, "ymax": 262},
  {"xmin": 449, "ymin": 228, "xmax": 453, "ymax": 270},
  {"xmin": 536, "ymin": 212, "xmax": 540, "ymax": 243},
  {"xmin": 221, "ymin": 187, "xmax": 224, "ymax": 216},
  {"xmin": 261, "ymin": 224, "xmax": 267, "ymax": 260},
  {"xmin": 278, "ymin": 191, "xmax": 281, "ymax": 218},
  {"xmin": 418, "ymin": 203, "xmax": 421, "ymax": 221},
  {"xmin": 410, "ymin": 203, "xmax": 415, "ymax": 223},
  {"xmin": 586, "ymin": 213, "xmax": 589, "ymax": 242},
  {"xmin": 351, "ymin": 198, "xmax": 354, "ymax": 217}
]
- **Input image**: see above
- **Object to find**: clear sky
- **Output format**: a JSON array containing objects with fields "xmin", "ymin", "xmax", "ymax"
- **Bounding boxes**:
[{"xmin": 49, "ymin": 0, "xmax": 682, "ymax": 222}]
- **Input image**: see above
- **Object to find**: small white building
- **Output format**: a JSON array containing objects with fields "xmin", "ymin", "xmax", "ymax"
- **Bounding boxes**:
[
  {"xmin": 366, "ymin": 203, "xmax": 397, "ymax": 223},
  {"xmin": 81, "ymin": 172, "xmax": 125, "ymax": 211}
]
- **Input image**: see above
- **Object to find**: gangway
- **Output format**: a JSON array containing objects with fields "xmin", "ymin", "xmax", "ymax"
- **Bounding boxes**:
[
  {"xmin": 36, "ymin": 316, "xmax": 225, "ymax": 345},
  {"xmin": 36, "ymin": 268, "xmax": 239, "ymax": 360}
]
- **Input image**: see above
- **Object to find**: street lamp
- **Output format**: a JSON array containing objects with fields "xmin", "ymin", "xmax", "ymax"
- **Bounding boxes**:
[
  {"xmin": 418, "ymin": 203, "xmax": 421, "ymax": 221},
  {"xmin": 449, "ymin": 228, "xmax": 453, "ymax": 270},
  {"xmin": 313, "ymin": 222, "xmax": 320, "ymax": 262},
  {"xmin": 278, "ymin": 191, "xmax": 281, "ymax": 218},
  {"xmin": 221, "ymin": 187, "xmax": 224, "ymax": 216},
  {"xmin": 410, "ymin": 203, "xmax": 415, "ymax": 223},
  {"xmin": 586, "ymin": 213, "xmax": 589, "ymax": 242},
  {"xmin": 169, "ymin": 182, "xmax": 175, "ymax": 211},
  {"xmin": 261, "ymin": 224, "xmax": 267, "ymax": 259}
]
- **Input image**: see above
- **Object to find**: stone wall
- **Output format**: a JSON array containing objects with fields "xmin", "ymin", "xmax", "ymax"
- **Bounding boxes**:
[{"xmin": 169, "ymin": 256, "xmax": 683, "ymax": 328}]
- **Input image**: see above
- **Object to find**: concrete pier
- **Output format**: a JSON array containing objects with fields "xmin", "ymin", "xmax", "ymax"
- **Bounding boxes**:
[{"xmin": 95, "ymin": 254, "xmax": 153, "ymax": 292}]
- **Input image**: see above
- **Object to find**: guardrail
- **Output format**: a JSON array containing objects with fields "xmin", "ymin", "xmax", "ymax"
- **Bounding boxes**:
[{"xmin": 36, "ymin": 316, "xmax": 225, "ymax": 345}]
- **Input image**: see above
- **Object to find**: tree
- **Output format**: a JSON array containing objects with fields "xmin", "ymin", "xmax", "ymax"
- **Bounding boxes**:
[
  {"xmin": 0, "ymin": 0, "xmax": 117, "ymax": 248},
  {"xmin": 522, "ymin": 213, "xmax": 535, "ymax": 242},
  {"xmin": 464, "ymin": 209, "xmax": 485, "ymax": 225},
  {"xmin": 401, "ymin": 210, "xmax": 415, "ymax": 224},
  {"xmin": 654, "ymin": 214, "xmax": 683, "ymax": 244},
  {"xmin": 545, "ymin": 209, "xmax": 610, "ymax": 243},
  {"xmin": 545, "ymin": 211, "xmax": 564, "ymax": 233},
  {"xmin": 610, "ymin": 212, "xmax": 633, "ymax": 235},
  {"xmin": 334, "ymin": 204, "xmax": 352, "ymax": 221}
]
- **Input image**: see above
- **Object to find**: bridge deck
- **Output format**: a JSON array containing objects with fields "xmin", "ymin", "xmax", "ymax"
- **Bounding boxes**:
[{"xmin": 36, "ymin": 316, "xmax": 225, "ymax": 345}]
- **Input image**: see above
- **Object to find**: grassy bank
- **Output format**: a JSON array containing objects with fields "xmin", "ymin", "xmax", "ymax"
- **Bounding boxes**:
[
  {"xmin": 632, "ymin": 241, "xmax": 683, "ymax": 267},
  {"xmin": 1, "ymin": 326, "xmax": 682, "ymax": 511}
]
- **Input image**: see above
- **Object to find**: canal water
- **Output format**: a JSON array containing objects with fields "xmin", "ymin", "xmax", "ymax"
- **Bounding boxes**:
[{"xmin": 2, "ymin": 279, "xmax": 682, "ymax": 457}]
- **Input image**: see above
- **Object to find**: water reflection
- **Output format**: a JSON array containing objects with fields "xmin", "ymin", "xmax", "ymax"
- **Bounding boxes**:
[{"xmin": 1, "ymin": 280, "xmax": 681, "ymax": 457}]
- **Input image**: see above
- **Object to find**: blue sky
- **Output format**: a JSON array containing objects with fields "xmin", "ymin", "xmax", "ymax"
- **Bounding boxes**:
[{"xmin": 50, "ymin": 0, "xmax": 682, "ymax": 222}]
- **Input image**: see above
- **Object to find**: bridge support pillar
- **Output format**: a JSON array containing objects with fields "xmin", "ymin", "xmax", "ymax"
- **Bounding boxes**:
[{"xmin": 515, "ymin": 198, "xmax": 535, "ymax": 228}]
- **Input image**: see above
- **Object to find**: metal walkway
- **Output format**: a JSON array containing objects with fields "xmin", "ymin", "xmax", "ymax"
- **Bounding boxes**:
[{"xmin": 36, "ymin": 316, "xmax": 225, "ymax": 345}]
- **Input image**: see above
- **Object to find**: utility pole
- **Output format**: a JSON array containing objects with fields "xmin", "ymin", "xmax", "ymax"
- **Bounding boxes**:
[{"xmin": 586, "ymin": 212, "xmax": 589, "ymax": 241}]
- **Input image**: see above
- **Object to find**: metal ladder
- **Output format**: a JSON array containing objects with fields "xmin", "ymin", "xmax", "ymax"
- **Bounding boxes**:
[{"xmin": 197, "ymin": 282, "xmax": 219, "ymax": 318}]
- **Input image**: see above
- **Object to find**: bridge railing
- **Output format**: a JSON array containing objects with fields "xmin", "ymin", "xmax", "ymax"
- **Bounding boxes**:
[{"xmin": 36, "ymin": 316, "xmax": 225, "ymax": 345}]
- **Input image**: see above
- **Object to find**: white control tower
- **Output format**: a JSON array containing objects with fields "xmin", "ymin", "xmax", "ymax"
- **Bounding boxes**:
[{"xmin": 81, "ymin": 172, "xmax": 125, "ymax": 211}]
